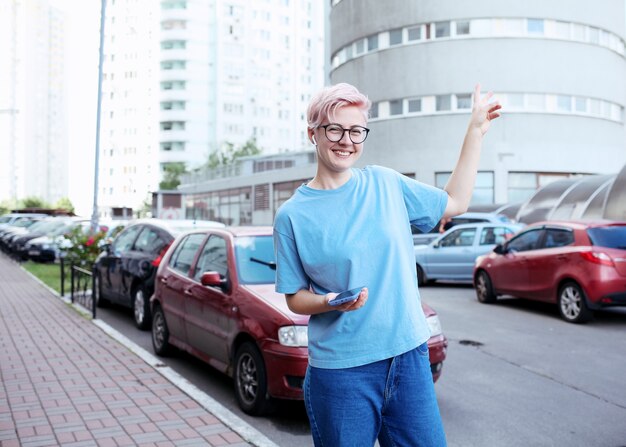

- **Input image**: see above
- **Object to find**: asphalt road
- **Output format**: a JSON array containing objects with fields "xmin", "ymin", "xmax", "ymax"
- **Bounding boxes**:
[{"xmin": 95, "ymin": 283, "xmax": 626, "ymax": 447}]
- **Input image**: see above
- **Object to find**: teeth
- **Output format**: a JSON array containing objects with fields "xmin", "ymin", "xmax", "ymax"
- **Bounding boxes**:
[{"xmin": 335, "ymin": 151, "xmax": 350, "ymax": 156}]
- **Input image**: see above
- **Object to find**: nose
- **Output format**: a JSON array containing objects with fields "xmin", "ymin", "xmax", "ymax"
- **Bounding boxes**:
[{"xmin": 338, "ymin": 129, "xmax": 351, "ymax": 144}]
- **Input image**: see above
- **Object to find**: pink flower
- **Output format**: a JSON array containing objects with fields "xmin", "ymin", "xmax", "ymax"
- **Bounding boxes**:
[{"xmin": 85, "ymin": 237, "xmax": 95, "ymax": 247}]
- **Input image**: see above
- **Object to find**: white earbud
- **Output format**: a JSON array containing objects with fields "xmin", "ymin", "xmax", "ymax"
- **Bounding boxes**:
[{"xmin": 311, "ymin": 135, "xmax": 317, "ymax": 145}]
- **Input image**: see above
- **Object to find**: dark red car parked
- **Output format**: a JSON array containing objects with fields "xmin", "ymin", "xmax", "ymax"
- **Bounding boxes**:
[
  {"xmin": 151, "ymin": 226, "xmax": 448, "ymax": 415},
  {"xmin": 474, "ymin": 220, "xmax": 626, "ymax": 323}
]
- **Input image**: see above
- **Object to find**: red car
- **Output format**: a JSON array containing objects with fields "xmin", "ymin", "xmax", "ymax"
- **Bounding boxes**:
[
  {"xmin": 474, "ymin": 220, "xmax": 626, "ymax": 323},
  {"xmin": 151, "ymin": 226, "xmax": 448, "ymax": 415}
]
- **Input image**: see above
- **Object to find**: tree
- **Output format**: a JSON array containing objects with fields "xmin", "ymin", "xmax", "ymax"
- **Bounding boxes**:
[
  {"xmin": 54, "ymin": 197, "xmax": 75, "ymax": 213},
  {"xmin": 206, "ymin": 137, "xmax": 262, "ymax": 169},
  {"xmin": 0, "ymin": 199, "xmax": 17, "ymax": 216},
  {"xmin": 159, "ymin": 162, "xmax": 186, "ymax": 190},
  {"xmin": 19, "ymin": 196, "xmax": 49, "ymax": 209}
]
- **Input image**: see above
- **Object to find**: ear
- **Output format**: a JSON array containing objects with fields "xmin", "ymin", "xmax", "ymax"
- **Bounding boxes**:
[
  {"xmin": 311, "ymin": 135, "xmax": 317, "ymax": 145},
  {"xmin": 308, "ymin": 128, "xmax": 316, "ymax": 145}
]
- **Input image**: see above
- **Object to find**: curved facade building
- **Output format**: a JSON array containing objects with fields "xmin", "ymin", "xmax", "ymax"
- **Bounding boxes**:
[{"xmin": 329, "ymin": 0, "xmax": 626, "ymax": 205}]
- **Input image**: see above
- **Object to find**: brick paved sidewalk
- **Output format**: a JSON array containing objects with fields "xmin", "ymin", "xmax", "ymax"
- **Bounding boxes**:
[{"xmin": 0, "ymin": 255, "xmax": 256, "ymax": 447}]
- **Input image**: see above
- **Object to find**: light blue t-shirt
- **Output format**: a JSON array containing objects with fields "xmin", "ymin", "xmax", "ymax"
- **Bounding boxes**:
[{"xmin": 273, "ymin": 165, "xmax": 448, "ymax": 369}]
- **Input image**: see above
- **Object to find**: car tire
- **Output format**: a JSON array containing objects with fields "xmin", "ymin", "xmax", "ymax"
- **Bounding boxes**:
[
  {"xmin": 94, "ymin": 272, "xmax": 109, "ymax": 308},
  {"xmin": 151, "ymin": 304, "xmax": 172, "ymax": 356},
  {"xmin": 234, "ymin": 342, "xmax": 275, "ymax": 416},
  {"xmin": 558, "ymin": 282, "xmax": 593, "ymax": 324},
  {"xmin": 475, "ymin": 270, "xmax": 497, "ymax": 304},
  {"xmin": 416, "ymin": 264, "xmax": 427, "ymax": 287},
  {"xmin": 133, "ymin": 284, "xmax": 151, "ymax": 330}
]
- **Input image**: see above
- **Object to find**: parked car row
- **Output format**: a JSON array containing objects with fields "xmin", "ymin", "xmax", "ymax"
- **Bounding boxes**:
[
  {"xmin": 415, "ymin": 215, "xmax": 626, "ymax": 324},
  {"xmin": 0, "ymin": 213, "xmax": 120, "ymax": 263},
  {"xmin": 88, "ymin": 218, "xmax": 449, "ymax": 415}
]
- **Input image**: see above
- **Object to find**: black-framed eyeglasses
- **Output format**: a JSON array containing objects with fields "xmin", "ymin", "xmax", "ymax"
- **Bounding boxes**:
[{"xmin": 319, "ymin": 124, "xmax": 370, "ymax": 144}]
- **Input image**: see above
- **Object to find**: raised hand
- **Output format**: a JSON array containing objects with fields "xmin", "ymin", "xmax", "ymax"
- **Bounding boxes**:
[{"xmin": 470, "ymin": 84, "xmax": 502, "ymax": 135}]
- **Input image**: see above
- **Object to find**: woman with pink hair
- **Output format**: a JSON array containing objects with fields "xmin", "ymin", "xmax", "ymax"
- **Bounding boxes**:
[{"xmin": 274, "ymin": 82, "xmax": 501, "ymax": 446}]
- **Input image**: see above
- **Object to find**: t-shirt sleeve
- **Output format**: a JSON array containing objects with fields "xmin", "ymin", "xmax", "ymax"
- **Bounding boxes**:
[
  {"xmin": 273, "ymin": 215, "xmax": 310, "ymax": 294},
  {"xmin": 397, "ymin": 170, "xmax": 448, "ymax": 233}
]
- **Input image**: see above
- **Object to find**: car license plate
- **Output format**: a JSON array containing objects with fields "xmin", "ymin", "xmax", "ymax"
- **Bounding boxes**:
[{"xmin": 28, "ymin": 250, "xmax": 40, "ymax": 256}]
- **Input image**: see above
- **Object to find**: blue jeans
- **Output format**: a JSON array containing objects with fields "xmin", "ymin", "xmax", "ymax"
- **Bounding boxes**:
[{"xmin": 304, "ymin": 343, "xmax": 447, "ymax": 447}]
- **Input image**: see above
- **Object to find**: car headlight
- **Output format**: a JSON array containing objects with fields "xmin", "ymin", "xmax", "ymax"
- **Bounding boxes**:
[
  {"xmin": 41, "ymin": 244, "xmax": 50, "ymax": 250},
  {"xmin": 426, "ymin": 315, "xmax": 443, "ymax": 337},
  {"xmin": 278, "ymin": 326, "xmax": 308, "ymax": 347}
]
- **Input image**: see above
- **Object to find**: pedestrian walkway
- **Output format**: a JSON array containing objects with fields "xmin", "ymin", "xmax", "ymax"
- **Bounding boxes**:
[{"xmin": 0, "ymin": 254, "xmax": 270, "ymax": 447}]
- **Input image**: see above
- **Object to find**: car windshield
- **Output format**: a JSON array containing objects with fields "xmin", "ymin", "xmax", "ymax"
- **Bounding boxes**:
[
  {"xmin": 234, "ymin": 235, "xmax": 276, "ymax": 285},
  {"xmin": 0, "ymin": 216, "xmax": 12, "ymax": 224},
  {"xmin": 587, "ymin": 225, "xmax": 626, "ymax": 249}
]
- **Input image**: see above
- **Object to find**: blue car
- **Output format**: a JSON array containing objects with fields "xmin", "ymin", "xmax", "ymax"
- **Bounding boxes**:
[{"xmin": 414, "ymin": 222, "xmax": 523, "ymax": 285}]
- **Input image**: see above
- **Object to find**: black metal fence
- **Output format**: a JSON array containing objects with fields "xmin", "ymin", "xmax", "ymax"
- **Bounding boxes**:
[{"xmin": 67, "ymin": 260, "xmax": 96, "ymax": 319}]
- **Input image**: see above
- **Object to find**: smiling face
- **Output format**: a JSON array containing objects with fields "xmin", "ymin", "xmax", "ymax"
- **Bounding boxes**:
[{"xmin": 309, "ymin": 105, "xmax": 367, "ymax": 177}]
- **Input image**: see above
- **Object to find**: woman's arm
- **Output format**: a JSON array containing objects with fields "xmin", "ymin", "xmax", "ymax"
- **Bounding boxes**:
[
  {"xmin": 443, "ymin": 84, "xmax": 502, "ymax": 218},
  {"xmin": 285, "ymin": 288, "xmax": 368, "ymax": 315}
]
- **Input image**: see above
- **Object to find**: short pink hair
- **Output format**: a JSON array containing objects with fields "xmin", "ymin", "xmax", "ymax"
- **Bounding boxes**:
[{"xmin": 307, "ymin": 83, "xmax": 371, "ymax": 129}]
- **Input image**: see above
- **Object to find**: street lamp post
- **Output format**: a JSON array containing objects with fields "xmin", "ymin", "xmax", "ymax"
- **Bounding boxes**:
[{"xmin": 90, "ymin": 0, "xmax": 107, "ymax": 233}]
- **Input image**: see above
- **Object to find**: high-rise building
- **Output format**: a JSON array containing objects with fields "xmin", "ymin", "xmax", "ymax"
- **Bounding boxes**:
[
  {"xmin": 158, "ymin": 0, "xmax": 325, "ymax": 173},
  {"xmin": 330, "ymin": 0, "xmax": 626, "ymax": 205},
  {"xmin": 97, "ymin": 0, "xmax": 160, "ymax": 218},
  {"xmin": 0, "ymin": 0, "xmax": 68, "ymax": 205},
  {"xmin": 97, "ymin": 0, "xmax": 325, "ymax": 216}
]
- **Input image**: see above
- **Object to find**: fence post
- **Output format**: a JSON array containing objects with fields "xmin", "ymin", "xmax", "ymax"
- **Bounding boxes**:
[
  {"xmin": 70, "ymin": 264, "xmax": 74, "ymax": 303},
  {"xmin": 91, "ymin": 264, "xmax": 96, "ymax": 319},
  {"xmin": 60, "ymin": 257, "xmax": 65, "ymax": 297}
]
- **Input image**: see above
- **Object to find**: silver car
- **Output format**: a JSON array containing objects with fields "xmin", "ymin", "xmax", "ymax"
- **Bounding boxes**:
[{"xmin": 415, "ymin": 222, "xmax": 523, "ymax": 285}]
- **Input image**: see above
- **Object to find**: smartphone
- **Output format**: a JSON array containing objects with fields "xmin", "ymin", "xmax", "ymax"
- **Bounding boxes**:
[{"xmin": 328, "ymin": 286, "xmax": 364, "ymax": 306}]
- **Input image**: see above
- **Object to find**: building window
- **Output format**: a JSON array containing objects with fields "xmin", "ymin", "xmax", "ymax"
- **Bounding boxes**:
[
  {"xmin": 407, "ymin": 26, "xmax": 421, "ymax": 41},
  {"xmin": 435, "ymin": 21, "xmax": 450, "ymax": 38},
  {"xmin": 557, "ymin": 95, "xmax": 572, "ymax": 112},
  {"xmin": 527, "ymin": 18, "xmax": 544, "ymax": 35},
  {"xmin": 437, "ymin": 171, "xmax": 494, "ymax": 204},
  {"xmin": 367, "ymin": 34, "xmax": 378, "ymax": 51},
  {"xmin": 436, "ymin": 95, "xmax": 451, "ymax": 111},
  {"xmin": 389, "ymin": 99, "xmax": 403, "ymax": 115},
  {"xmin": 456, "ymin": 94, "xmax": 472, "ymax": 109},
  {"xmin": 161, "ymin": 40, "xmax": 186, "ymax": 50},
  {"xmin": 389, "ymin": 28, "xmax": 403, "ymax": 46},
  {"xmin": 160, "ymin": 101, "xmax": 185, "ymax": 110},
  {"xmin": 160, "ymin": 141, "xmax": 185, "ymax": 151},
  {"xmin": 161, "ymin": 20, "xmax": 186, "ymax": 30},
  {"xmin": 370, "ymin": 102, "xmax": 379, "ymax": 119},
  {"xmin": 162, "ymin": 1, "xmax": 187, "ymax": 9},
  {"xmin": 160, "ymin": 80, "xmax": 186, "ymax": 90},
  {"xmin": 160, "ymin": 121, "xmax": 185, "ymax": 131},
  {"xmin": 455, "ymin": 21, "xmax": 470, "ymax": 35},
  {"xmin": 408, "ymin": 98, "xmax": 421, "ymax": 113},
  {"xmin": 161, "ymin": 60, "xmax": 186, "ymax": 70}
]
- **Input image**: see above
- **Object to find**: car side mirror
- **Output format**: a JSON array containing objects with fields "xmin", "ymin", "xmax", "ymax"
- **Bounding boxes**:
[
  {"xmin": 432, "ymin": 241, "xmax": 440, "ymax": 248},
  {"xmin": 493, "ymin": 244, "xmax": 505, "ymax": 254},
  {"xmin": 200, "ymin": 271, "xmax": 228, "ymax": 290}
]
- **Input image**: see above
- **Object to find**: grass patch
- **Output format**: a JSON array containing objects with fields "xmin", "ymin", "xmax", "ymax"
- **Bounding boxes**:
[{"xmin": 22, "ymin": 261, "xmax": 64, "ymax": 294}]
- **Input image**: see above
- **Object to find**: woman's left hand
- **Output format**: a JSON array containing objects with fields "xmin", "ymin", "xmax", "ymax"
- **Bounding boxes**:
[{"xmin": 470, "ymin": 84, "xmax": 502, "ymax": 135}]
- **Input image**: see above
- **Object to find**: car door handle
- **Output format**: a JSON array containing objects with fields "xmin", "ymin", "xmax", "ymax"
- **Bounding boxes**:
[
  {"xmin": 184, "ymin": 289, "xmax": 194, "ymax": 296},
  {"xmin": 159, "ymin": 277, "xmax": 168, "ymax": 284}
]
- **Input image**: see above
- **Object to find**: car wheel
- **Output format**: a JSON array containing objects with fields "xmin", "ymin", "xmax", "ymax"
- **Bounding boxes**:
[
  {"xmin": 133, "ymin": 285, "xmax": 151, "ymax": 330},
  {"xmin": 94, "ymin": 273, "xmax": 109, "ymax": 308},
  {"xmin": 416, "ymin": 264, "xmax": 427, "ymax": 287},
  {"xmin": 558, "ymin": 282, "xmax": 593, "ymax": 324},
  {"xmin": 151, "ymin": 304, "xmax": 172, "ymax": 356},
  {"xmin": 475, "ymin": 270, "xmax": 497, "ymax": 304},
  {"xmin": 234, "ymin": 342, "xmax": 275, "ymax": 416}
]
